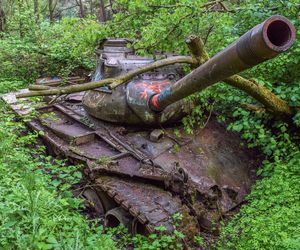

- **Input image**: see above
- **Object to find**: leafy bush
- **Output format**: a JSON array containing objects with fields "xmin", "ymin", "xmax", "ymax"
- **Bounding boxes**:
[
  {"xmin": 0, "ymin": 17, "xmax": 107, "ymax": 82},
  {"xmin": 217, "ymin": 155, "xmax": 300, "ymax": 250}
]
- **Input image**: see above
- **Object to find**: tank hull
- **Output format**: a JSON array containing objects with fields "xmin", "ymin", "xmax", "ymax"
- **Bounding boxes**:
[{"xmin": 2, "ymin": 90, "xmax": 259, "ymax": 237}]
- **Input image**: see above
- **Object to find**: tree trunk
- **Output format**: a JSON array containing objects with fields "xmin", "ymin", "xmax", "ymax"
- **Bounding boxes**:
[
  {"xmin": 48, "ymin": 0, "xmax": 55, "ymax": 23},
  {"xmin": 89, "ymin": 0, "xmax": 94, "ymax": 15},
  {"xmin": 99, "ymin": 0, "xmax": 106, "ymax": 22},
  {"xmin": 0, "ymin": 0, "xmax": 5, "ymax": 33},
  {"xmin": 78, "ymin": 0, "xmax": 84, "ymax": 18},
  {"xmin": 33, "ymin": 0, "xmax": 39, "ymax": 24}
]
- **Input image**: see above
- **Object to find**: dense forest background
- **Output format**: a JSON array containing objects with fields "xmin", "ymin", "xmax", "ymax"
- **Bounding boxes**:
[{"xmin": 0, "ymin": 0, "xmax": 300, "ymax": 249}]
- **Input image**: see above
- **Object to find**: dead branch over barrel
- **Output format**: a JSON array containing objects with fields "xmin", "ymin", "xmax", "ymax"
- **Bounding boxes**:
[{"xmin": 17, "ymin": 56, "xmax": 197, "ymax": 98}]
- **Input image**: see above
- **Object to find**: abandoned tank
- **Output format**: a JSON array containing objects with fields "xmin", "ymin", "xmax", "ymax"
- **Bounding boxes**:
[{"xmin": 2, "ymin": 16, "xmax": 296, "ymax": 238}]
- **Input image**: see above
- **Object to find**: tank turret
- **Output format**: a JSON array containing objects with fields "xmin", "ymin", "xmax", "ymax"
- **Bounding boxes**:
[{"xmin": 83, "ymin": 15, "xmax": 295, "ymax": 125}]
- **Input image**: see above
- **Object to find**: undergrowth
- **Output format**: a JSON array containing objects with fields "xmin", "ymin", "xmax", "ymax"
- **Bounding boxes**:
[
  {"xmin": 0, "ymin": 81, "xmax": 116, "ymax": 249},
  {"xmin": 215, "ymin": 89, "xmax": 300, "ymax": 249}
]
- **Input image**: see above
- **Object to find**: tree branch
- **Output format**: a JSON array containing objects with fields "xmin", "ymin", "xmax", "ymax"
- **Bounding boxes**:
[
  {"xmin": 185, "ymin": 35, "xmax": 209, "ymax": 66},
  {"xmin": 225, "ymin": 76, "xmax": 293, "ymax": 115},
  {"xmin": 17, "ymin": 56, "xmax": 197, "ymax": 98},
  {"xmin": 135, "ymin": 12, "xmax": 194, "ymax": 52},
  {"xmin": 147, "ymin": 0, "xmax": 225, "ymax": 10},
  {"xmin": 57, "ymin": 5, "xmax": 78, "ymax": 13}
]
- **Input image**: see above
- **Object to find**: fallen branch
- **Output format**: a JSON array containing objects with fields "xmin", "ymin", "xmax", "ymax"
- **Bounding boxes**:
[
  {"xmin": 28, "ymin": 85, "xmax": 51, "ymax": 91},
  {"xmin": 225, "ymin": 76, "xmax": 293, "ymax": 115},
  {"xmin": 185, "ymin": 34, "xmax": 293, "ymax": 116},
  {"xmin": 241, "ymin": 103, "xmax": 266, "ymax": 113},
  {"xmin": 17, "ymin": 78, "xmax": 113, "ymax": 98},
  {"xmin": 17, "ymin": 56, "xmax": 197, "ymax": 98},
  {"xmin": 110, "ymin": 56, "xmax": 197, "ymax": 88}
]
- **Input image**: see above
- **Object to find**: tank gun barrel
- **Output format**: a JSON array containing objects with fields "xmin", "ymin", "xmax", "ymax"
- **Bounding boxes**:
[{"xmin": 149, "ymin": 15, "xmax": 296, "ymax": 112}]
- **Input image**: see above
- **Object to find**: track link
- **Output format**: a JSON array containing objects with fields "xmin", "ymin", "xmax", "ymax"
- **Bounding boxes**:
[{"xmin": 95, "ymin": 176, "xmax": 197, "ymax": 233}]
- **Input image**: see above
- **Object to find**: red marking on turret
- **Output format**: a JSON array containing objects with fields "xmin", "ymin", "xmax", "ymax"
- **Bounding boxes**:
[
  {"xmin": 150, "ymin": 94, "xmax": 160, "ymax": 109},
  {"xmin": 136, "ymin": 80, "xmax": 170, "ymax": 99}
]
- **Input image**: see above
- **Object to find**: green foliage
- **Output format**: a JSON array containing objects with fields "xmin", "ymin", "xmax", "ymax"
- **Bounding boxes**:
[
  {"xmin": 132, "ymin": 213, "xmax": 186, "ymax": 250},
  {"xmin": 109, "ymin": 225, "xmax": 185, "ymax": 250},
  {"xmin": 0, "ymin": 80, "xmax": 116, "ymax": 249},
  {"xmin": 214, "ymin": 86, "xmax": 300, "ymax": 249},
  {"xmin": 0, "ymin": 78, "xmax": 26, "ymax": 93},
  {"xmin": 0, "ymin": 16, "xmax": 107, "ymax": 81},
  {"xmin": 217, "ymin": 155, "xmax": 300, "ymax": 250},
  {"xmin": 107, "ymin": 0, "xmax": 234, "ymax": 55}
]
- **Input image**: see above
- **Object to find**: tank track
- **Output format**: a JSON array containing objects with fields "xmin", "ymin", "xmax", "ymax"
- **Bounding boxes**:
[
  {"xmin": 95, "ymin": 176, "xmax": 196, "ymax": 233},
  {"xmin": 2, "ymin": 91, "xmax": 199, "ymax": 235}
]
